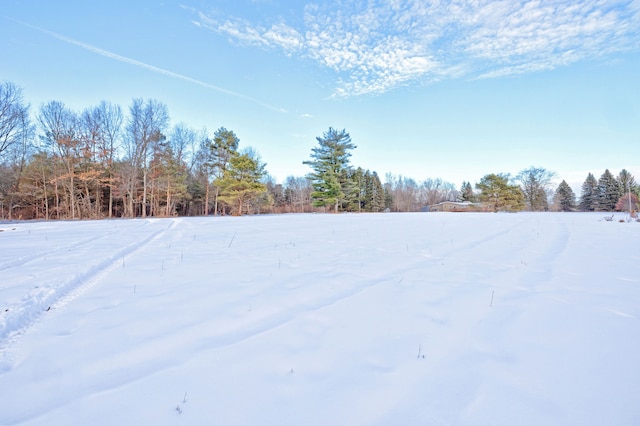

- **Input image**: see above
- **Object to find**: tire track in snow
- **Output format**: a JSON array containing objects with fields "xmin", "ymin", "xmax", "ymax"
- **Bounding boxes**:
[
  {"xmin": 0, "ymin": 234, "xmax": 106, "ymax": 273},
  {"xmin": 0, "ymin": 220, "xmax": 152, "ymax": 274},
  {"xmin": 0, "ymin": 219, "xmax": 177, "ymax": 359},
  {"xmin": 53, "ymin": 219, "xmax": 178, "ymax": 310}
]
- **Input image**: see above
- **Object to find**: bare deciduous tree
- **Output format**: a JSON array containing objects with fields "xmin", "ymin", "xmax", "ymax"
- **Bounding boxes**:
[
  {"xmin": 38, "ymin": 101, "xmax": 80, "ymax": 219},
  {"xmin": 284, "ymin": 176, "xmax": 312, "ymax": 213},
  {"xmin": 0, "ymin": 82, "xmax": 30, "ymax": 158},
  {"xmin": 123, "ymin": 98, "xmax": 168, "ymax": 217},
  {"xmin": 516, "ymin": 166, "xmax": 556, "ymax": 211},
  {"xmin": 95, "ymin": 101, "xmax": 123, "ymax": 217}
]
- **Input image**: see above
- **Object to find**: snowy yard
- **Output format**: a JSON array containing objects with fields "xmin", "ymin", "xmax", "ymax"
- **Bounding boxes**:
[{"xmin": 1, "ymin": 213, "xmax": 639, "ymax": 425}]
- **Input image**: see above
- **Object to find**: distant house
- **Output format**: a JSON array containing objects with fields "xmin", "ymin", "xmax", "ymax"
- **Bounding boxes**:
[{"xmin": 426, "ymin": 201, "xmax": 485, "ymax": 212}]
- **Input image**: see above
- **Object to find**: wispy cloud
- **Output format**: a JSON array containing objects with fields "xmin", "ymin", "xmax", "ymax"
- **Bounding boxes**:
[
  {"xmin": 192, "ymin": 0, "xmax": 640, "ymax": 97},
  {"xmin": 9, "ymin": 17, "xmax": 286, "ymax": 113}
]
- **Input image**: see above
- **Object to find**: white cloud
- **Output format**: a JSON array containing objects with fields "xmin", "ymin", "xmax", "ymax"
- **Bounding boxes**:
[
  {"xmin": 192, "ymin": 0, "xmax": 640, "ymax": 97},
  {"xmin": 263, "ymin": 23, "xmax": 304, "ymax": 53}
]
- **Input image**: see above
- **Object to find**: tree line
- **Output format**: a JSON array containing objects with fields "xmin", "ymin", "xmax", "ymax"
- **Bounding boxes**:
[
  {"xmin": 456, "ymin": 168, "xmax": 638, "ymax": 213},
  {"xmin": 0, "ymin": 81, "xmax": 637, "ymax": 219},
  {"xmin": 300, "ymin": 127, "xmax": 639, "ymax": 214},
  {"xmin": 0, "ymin": 82, "xmax": 457, "ymax": 219},
  {"xmin": 0, "ymin": 82, "xmax": 277, "ymax": 219}
]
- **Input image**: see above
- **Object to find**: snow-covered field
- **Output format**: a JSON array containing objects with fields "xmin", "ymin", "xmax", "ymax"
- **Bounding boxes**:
[{"xmin": 1, "ymin": 213, "xmax": 639, "ymax": 425}]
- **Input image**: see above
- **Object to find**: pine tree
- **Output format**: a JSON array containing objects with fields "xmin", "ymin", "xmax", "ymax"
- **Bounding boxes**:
[
  {"xmin": 210, "ymin": 127, "xmax": 240, "ymax": 215},
  {"xmin": 617, "ymin": 169, "xmax": 637, "ymax": 195},
  {"xmin": 597, "ymin": 169, "xmax": 620, "ymax": 211},
  {"xmin": 345, "ymin": 167, "xmax": 365, "ymax": 211},
  {"xmin": 370, "ymin": 171, "xmax": 385, "ymax": 212},
  {"xmin": 616, "ymin": 169, "xmax": 639, "ymax": 213},
  {"xmin": 356, "ymin": 169, "xmax": 386, "ymax": 212},
  {"xmin": 554, "ymin": 180, "xmax": 576, "ymax": 212},
  {"xmin": 216, "ymin": 151, "xmax": 267, "ymax": 215},
  {"xmin": 458, "ymin": 181, "xmax": 475, "ymax": 202},
  {"xmin": 303, "ymin": 128, "xmax": 356, "ymax": 212},
  {"xmin": 579, "ymin": 173, "xmax": 598, "ymax": 211},
  {"xmin": 362, "ymin": 169, "xmax": 374, "ymax": 212},
  {"xmin": 476, "ymin": 173, "xmax": 524, "ymax": 212}
]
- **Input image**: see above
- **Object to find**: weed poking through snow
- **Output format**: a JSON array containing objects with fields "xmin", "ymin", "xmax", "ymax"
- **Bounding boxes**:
[{"xmin": 175, "ymin": 392, "xmax": 187, "ymax": 414}]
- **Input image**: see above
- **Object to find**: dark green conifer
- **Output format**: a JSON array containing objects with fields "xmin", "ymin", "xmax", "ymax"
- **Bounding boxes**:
[
  {"xmin": 579, "ymin": 173, "xmax": 598, "ymax": 211},
  {"xmin": 597, "ymin": 169, "xmax": 621, "ymax": 211},
  {"xmin": 303, "ymin": 128, "xmax": 356, "ymax": 213},
  {"xmin": 554, "ymin": 180, "xmax": 576, "ymax": 212}
]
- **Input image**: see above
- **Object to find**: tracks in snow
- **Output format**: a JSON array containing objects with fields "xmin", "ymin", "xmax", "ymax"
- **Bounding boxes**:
[
  {"xmin": 0, "ymin": 233, "xmax": 107, "ymax": 273},
  {"xmin": 0, "ymin": 219, "xmax": 177, "ymax": 358}
]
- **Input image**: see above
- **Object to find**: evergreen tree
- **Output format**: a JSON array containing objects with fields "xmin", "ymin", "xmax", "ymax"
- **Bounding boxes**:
[
  {"xmin": 346, "ymin": 167, "xmax": 365, "ymax": 211},
  {"xmin": 616, "ymin": 169, "xmax": 639, "ymax": 213},
  {"xmin": 370, "ymin": 171, "xmax": 385, "ymax": 212},
  {"xmin": 362, "ymin": 169, "xmax": 374, "ymax": 211},
  {"xmin": 476, "ymin": 173, "xmax": 525, "ymax": 212},
  {"xmin": 458, "ymin": 181, "xmax": 475, "ymax": 202},
  {"xmin": 579, "ymin": 173, "xmax": 598, "ymax": 211},
  {"xmin": 303, "ymin": 128, "xmax": 356, "ymax": 212},
  {"xmin": 210, "ymin": 127, "xmax": 240, "ymax": 215},
  {"xmin": 597, "ymin": 169, "xmax": 620, "ymax": 211},
  {"xmin": 312, "ymin": 170, "xmax": 343, "ymax": 211},
  {"xmin": 554, "ymin": 180, "xmax": 576, "ymax": 212},
  {"xmin": 355, "ymin": 169, "xmax": 386, "ymax": 212},
  {"xmin": 617, "ymin": 169, "xmax": 637, "ymax": 195},
  {"xmin": 216, "ymin": 151, "xmax": 267, "ymax": 215}
]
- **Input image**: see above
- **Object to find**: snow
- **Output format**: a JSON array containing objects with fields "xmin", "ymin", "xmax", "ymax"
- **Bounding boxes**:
[{"xmin": 0, "ymin": 213, "xmax": 639, "ymax": 425}]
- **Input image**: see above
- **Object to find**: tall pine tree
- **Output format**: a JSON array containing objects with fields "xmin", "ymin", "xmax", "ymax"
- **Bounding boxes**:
[
  {"xmin": 597, "ymin": 169, "xmax": 620, "ymax": 211},
  {"xmin": 554, "ymin": 180, "xmax": 576, "ymax": 212},
  {"xmin": 210, "ymin": 127, "xmax": 239, "ymax": 215},
  {"xmin": 370, "ymin": 171, "xmax": 385, "ymax": 212},
  {"xmin": 346, "ymin": 167, "xmax": 365, "ymax": 211},
  {"xmin": 579, "ymin": 173, "xmax": 598, "ymax": 211},
  {"xmin": 303, "ymin": 128, "xmax": 356, "ymax": 212},
  {"xmin": 617, "ymin": 169, "xmax": 637, "ymax": 195}
]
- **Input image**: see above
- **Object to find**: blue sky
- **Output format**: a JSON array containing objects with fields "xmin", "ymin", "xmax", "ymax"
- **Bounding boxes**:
[{"xmin": 2, "ymin": 0, "xmax": 639, "ymax": 191}]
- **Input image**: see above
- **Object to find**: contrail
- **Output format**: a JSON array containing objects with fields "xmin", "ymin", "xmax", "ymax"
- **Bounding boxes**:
[{"xmin": 7, "ymin": 17, "xmax": 286, "ymax": 113}]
